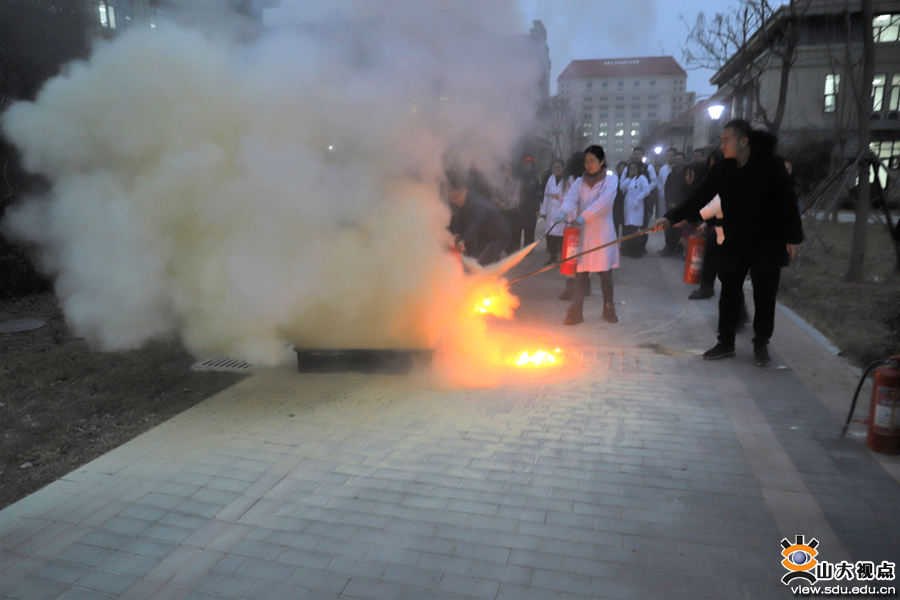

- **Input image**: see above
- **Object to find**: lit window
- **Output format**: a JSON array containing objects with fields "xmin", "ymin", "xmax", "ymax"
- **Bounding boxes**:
[
  {"xmin": 824, "ymin": 74, "xmax": 840, "ymax": 113},
  {"xmin": 890, "ymin": 75, "xmax": 900, "ymax": 110},
  {"xmin": 874, "ymin": 14, "xmax": 900, "ymax": 42},
  {"xmin": 97, "ymin": 1, "xmax": 117, "ymax": 28},
  {"xmin": 599, "ymin": 131, "xmax": 607, "ymax": 137},
  {"xmin": 599, "ymin": 122, "xmax": 608, "ymax": 129},
  {"xmin": 873, "ymin": 74, "xmax": 887, "ymax": 110},
  {"xmin": 631, "ymin": 129, "xmax": 639, "ymax": 136},
  {"xmin": 615, "ymin": 130, "xmax": 624, "ymax": 137},
  {"xmin": 615, "ymin": 122, "xmax": 624, "ymax": 127}
]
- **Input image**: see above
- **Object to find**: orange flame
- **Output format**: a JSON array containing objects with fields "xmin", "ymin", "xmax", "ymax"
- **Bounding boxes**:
[
  {"xmin": 474, "ymin": 296, "xmax": 497, "ymax": 314},
  {"xmin": 515, "ymin": 349, "xmax": 560, "ymax": 366}
]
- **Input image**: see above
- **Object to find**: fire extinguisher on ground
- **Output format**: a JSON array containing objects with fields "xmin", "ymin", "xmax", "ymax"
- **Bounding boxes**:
[
  {"xmin": 683, "ymin": 234, "xmax": 706, "ymax": 284},
  {"xmin": 560, "ymin": 225, "xmax": 580, "ymax": 276},
  {"xmin": 842, "ymin": 355, "xmax": 900, "ymax": 455}
]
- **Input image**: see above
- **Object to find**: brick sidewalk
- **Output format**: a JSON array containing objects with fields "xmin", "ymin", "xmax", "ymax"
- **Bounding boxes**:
[{"xmin": 2, "ymin": 233, "xmax": 898, "ymax": 600}]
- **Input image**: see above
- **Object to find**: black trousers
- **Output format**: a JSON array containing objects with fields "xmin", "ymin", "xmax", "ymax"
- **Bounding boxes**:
[
  {"xmin": 574, "ymin": 270, "xmax": 613, "ymax": 307},
  {"xmin": 502, "ymin": 209, "xmax": 522, "ymax": 253},
  {"xmin": 546, "ymin": 235, "xmax": 562, "ymax": 262},
  {"xmin": 717, "ymin": 256, "xmax": 781, "ymax": 348},
  {"xmin": 637, "ymin": 192, "xmax": 657, "ymax": 252},
  {"xmin": 521, "ymin": 208, "xmax": 537, "ymax": 246},
  {"xmin": 621, "ymin": 225, "xmax": 641, "ymax": 256},
  {"xmin": 699, "ymin": 228, "xmax": 720, "ymax": 292}
]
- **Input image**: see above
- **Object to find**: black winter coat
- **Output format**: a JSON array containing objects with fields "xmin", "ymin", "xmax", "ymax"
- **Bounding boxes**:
[{"xmin": 665, "ymin": 131, "xmax": 803, "ymax": 268}]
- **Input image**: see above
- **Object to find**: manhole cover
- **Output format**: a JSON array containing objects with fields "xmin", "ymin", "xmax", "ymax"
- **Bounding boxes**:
[{"xmin": 0, "ymin": 319, "xmax": 46, "ymax": 333}]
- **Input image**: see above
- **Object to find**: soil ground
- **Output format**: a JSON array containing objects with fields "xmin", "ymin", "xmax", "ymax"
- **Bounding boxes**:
[
  {"xmin": 0, "ymin": 294, "xmax": 245, "ymax": 509},
  {"xmin": 779, "ymin": 219, "xmax": 900, "ymax": 366},
  {"xmin": 0, "ymin": 220, "xmax": 897, "ymax": 510}
]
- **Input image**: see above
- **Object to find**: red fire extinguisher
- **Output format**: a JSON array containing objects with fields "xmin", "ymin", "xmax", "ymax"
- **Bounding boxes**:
[
  {"xmin": 867, "ymin": 355, "xmax": 900, "ymax": 455},
  {"xmin": 560, "ymin": 225, "xmax": 580, "ymax": 276},
  {"xmin": 683, "ymin": 234, "xmax": 706, "ymax": 284}
]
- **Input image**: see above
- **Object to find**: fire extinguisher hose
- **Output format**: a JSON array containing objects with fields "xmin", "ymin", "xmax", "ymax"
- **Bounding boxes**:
[
  {"xmin": 507, "ymin": 227, "xmax": 654, "ymax": 284},
  {"xmin": 841, "ymin": 359, "xmax": 889, "ymax": 436}
]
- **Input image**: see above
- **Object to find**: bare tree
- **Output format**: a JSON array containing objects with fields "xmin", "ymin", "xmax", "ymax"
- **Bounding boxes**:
[
  {"xmin": 848, "ymin": 0, "xmax": 875, "ymax": 283},
  {"xmin": 681, "ymin": 0, "xmax": 804, "ymax": 135},
  {"xmin": 538, "ymin": 95, "xmax": 582, "ymax": 160}
]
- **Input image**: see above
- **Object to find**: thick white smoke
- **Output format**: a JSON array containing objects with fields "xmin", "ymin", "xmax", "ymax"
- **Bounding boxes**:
[{"xmin": 2, "ymin": 4, "xmax": 540, "ymax": 380}]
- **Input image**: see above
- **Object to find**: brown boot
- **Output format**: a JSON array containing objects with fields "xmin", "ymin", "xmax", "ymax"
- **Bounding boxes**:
[
  {"xmin": 564, "ymin": 303, "xmax": 584, "ymax": 325},
  {"xmin": 558, "ymin": 278, "xmax": 574, "ymax": 301},
  {"xmin": 602, "ymin": 302, "xmax": 618, "ymax": 323}
]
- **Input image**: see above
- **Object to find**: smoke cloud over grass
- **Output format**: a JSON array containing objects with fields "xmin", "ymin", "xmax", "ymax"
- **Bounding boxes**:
[{"xmin": 2, "ymin": 4, "xmax": 541, "ymax": 384}]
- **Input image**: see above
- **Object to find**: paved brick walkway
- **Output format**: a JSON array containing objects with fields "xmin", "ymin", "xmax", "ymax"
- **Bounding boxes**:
[{"xmin": 2, "ymin": 233, "xmax": 898, "ymax": 600}]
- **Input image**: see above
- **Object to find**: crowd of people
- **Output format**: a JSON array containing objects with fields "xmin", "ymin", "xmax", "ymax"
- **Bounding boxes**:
[{"xmin": 448, "ymin": 119, "xmax": 804, "ymax": 367}]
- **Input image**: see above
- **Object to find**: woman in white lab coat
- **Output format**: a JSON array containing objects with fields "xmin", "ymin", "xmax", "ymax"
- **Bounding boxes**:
[
  {"xmin": 541, "ymin": 159, "xmax": 566, "ymax": 264},
  {"xmin": 557, "ymin": 145, "xmax": 619, "ymax": 325},
  {"xmin": 618, "ymin": 161, "xmax": 650, "ymax": 258}
]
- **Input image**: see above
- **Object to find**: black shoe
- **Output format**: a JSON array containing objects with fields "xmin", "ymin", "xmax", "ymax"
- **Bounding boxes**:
[
  {"xmin": 702, "ymin": 343, "xmax": 735, "ymax": 360},
  {"xmin": 688, "ymin": 288, "xmax": 714, "ymax": 300},
  {"xmin": 753, "ymin": 345, "xmax": 771, "ymax": 367}
]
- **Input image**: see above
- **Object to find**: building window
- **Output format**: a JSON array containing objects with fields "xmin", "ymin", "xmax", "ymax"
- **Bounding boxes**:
[
  {"xmin": 598, "ymin": 112, "xmax": 608, "ymax": 118},
  {"xmin": 650, "ymin": 80, "xmax": 656, "ymax": 87},
  {"xmin": 874, "ymin": 14, "xmax": 900, "ymax": 42},
  {"xmin": 585, "ymin": 97, "xmax": 592, "ymax": 102},
  {"xmin": 617, "ymin": 81, "xmax": 624, "ymax": 90},
  {"xmin": 890, "ymin": 75, "xmax": 900, "ymax": 110},
  {"xmin": 615, "ymin": 112, "xmax": 624, "ymax": 118},
  {"xmin": 615, "ymin": 130, "xmax": 624, "ymax": 137},
  {"xmin": 586, "ymin": 82, "xmax": 593, "ymax": 89},
  {"xmin": 599, "ymin": 121, "xmax": 608, "ymax": 129},
  {"xmin": 633, "ymin": 81, "xmax": 640, "ymax": 88},
  {"xmin": 602, "ymin": 82, "xmax": 608, "ymax": 89},
  {"xmin": 873, "ymin": 74, "xmax": 887, "ymax": 110},
  {"xmin": 615, "ymin": 104, "xmax": 624, "ymax": 110},
  {"xmin": 824, "ymin": 74, "xmax": 840, "ymax": 113},
  {"xmin": 648, "ymin": 111, "xmax": 656, "ymax": 118},
  {"xmin": 599, "ymin": 104, "xmax": 608, "ymax": 110},
  {"xmin": 630, "ymin": 129, "xmax": 639, "ymax": 136},
  {"xmin": 599, "ymin": 131, "xmax": 607, "ymax": 137},
  {"xmin": 649, "ymin": 95, "xmax": 657, "ymax": 100},
  {"xmin": 631, "ymin": 121, "xmax": 640, "ymax": 128},
  {"xmin": 97, "ymin": 1, "xmax": 117, "ymax": 28},
  {"xmin": 632, "ymin": 96, "xmax": 641, "ymax": 101}
]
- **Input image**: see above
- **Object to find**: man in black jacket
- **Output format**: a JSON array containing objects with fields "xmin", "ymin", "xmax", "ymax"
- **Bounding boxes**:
[
  {"xmin": 448, "ymin": 172, "xmax": 511, "ymax": 266},
  {"xmin": 653, "ymin": 120, "xmax": 803, "ymax": 367}
]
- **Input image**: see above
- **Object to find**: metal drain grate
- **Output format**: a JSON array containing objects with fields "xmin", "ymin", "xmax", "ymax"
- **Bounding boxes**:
[{"xmin": 191, "ymin": 357, "xmax": 254, "ymax": 373}]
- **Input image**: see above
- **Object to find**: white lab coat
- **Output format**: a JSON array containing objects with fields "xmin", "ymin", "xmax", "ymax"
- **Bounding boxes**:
[
  {"xmin": 699, "ymin": 194, "xmax": 725, "ymax": 245},
  {"xmin": 619, "ymin": 174, "xmax": 650, "ymax": 227},
  {"xmin": 559, "ymin": 172, "xmax": 619, "ymax": 272},
  {"xmin": 542, "ymin": 175, "xmax": 566, "ymax": 237},
  {"xmin": 657, "ymin": 163, "xmax": 671, "ymax": 216}
]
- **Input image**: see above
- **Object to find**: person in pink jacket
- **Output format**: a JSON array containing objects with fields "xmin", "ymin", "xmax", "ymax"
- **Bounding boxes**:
[{"xmin": 556, "ymin": 145, "xmax": 619, "ymax": 325}]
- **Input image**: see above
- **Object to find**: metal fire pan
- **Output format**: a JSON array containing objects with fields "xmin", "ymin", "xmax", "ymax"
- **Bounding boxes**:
[{"xmin": 294, "ymin": 348, "xmax": 433, "ymax": 374}]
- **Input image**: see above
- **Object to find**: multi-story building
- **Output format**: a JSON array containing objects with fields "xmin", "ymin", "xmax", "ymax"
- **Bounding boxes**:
[
  {"xmin": 557, "ymin": 56, "xmax": 696, "ymax": 163},
  {"xmin": 695, "ymin": 0, "xmax": 900, "ymax": 175},
  {"xmin": 87, "ymin": 0, "xmax": 271, "ymax": 40}
]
